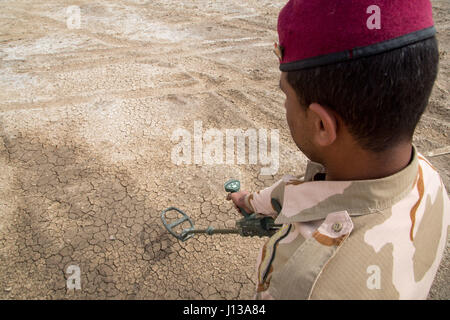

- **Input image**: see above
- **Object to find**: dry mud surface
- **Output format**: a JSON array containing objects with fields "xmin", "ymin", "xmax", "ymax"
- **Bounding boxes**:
[{"xmin": 0, "ymin": 0, "xmax": 448, "ymax": 299}]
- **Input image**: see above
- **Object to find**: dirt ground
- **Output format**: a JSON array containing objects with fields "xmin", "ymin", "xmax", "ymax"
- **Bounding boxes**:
[{"xmin": 0, "ymin": 0, "xmax": 448, "ymax": 300}]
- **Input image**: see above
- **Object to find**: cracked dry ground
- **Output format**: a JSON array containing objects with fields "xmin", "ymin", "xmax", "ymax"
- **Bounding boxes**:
[{"xmin": 0, "ymin": 0, "xmax": 449, "ymax": 299}]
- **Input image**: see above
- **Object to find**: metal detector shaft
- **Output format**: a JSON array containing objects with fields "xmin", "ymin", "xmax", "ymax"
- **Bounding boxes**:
[{"xmin": 182, "ymin": 228, "xmax": 241, "ymax": 236}]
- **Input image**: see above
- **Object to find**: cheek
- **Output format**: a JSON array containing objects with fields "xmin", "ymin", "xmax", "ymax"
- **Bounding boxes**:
[
  {"xmin": 285, "ymin": 107, "xmax": 295, "ymax": 137},
  {"xmin": 285, "ymin": 100, "xmax": 310, "ymax": 149},
  {"xmin": 286, "ymin": 113, "xmax": 303, "ymax": 152},
  {"xmin": 285, "ymin": 100, "xmax": 293, "ymax": 125},
  {"xmin": 285, "ymin": 100, "xmax": 300, "ymax": 134}
]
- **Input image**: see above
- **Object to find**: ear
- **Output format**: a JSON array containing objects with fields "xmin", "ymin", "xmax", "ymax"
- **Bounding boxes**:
[{"xmin": 308, "ymin": 103, "xmax": 337, "ymax": 146}]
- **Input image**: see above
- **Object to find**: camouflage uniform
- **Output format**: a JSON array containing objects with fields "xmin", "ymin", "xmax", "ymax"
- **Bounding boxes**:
[{"xmin": 245, "ymin": 146, "xmax": 449, "ymax": 299}]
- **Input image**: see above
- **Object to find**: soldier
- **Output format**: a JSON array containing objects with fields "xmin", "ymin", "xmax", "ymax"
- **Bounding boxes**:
[{"xmin": 228, "ymin": 0, "xmax": 449, "ymax": 299}]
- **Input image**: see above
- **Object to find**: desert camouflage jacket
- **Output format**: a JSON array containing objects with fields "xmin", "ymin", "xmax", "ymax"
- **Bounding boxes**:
[{"xmin": 245, "ymin": 146, "xmax": 449, "ymax": 299}]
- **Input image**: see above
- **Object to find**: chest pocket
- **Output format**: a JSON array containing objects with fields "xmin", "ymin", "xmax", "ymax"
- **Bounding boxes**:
[{"xmin": 267, "ymin": 211, "xmax": 354, "ymax": 299}]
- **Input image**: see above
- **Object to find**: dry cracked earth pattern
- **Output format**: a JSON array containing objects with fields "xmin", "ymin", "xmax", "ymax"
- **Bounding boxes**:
[{"xmin": 0, "ymin": 0, "xmax": 449, "ymax": 300}]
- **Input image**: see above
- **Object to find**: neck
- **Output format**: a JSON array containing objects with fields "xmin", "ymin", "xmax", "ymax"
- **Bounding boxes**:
[{"xmin": 324, "ymin": 142, "xmax": 413, "ymax": 181}]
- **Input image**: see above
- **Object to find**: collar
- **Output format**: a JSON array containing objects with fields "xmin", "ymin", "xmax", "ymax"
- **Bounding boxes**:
[{"xmin": 275, "ymin": 145, "xmax": 419, "ymax": 224}]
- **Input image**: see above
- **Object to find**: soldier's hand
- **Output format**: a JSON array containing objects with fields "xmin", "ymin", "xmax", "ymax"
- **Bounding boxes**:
[{"xmin": 226, "ymin": 191, "xmax": 254, "ymax": 215}]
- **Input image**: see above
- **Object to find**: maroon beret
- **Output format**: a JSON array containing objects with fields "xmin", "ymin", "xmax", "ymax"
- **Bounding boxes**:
[{"xmin": 277, "ymin": 0, "xmax": 436, "ymax": 71}]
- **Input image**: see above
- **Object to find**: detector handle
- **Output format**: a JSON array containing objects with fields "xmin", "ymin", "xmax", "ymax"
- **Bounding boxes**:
[{"xmin": 224, "ymin": 179, "xmax": 252, "ymax": 218}]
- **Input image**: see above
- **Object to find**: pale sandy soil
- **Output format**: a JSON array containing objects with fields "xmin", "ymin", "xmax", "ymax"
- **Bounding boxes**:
[{"xmin": 0, "ymin": 0, "xmax": 448, "ymax": 299}]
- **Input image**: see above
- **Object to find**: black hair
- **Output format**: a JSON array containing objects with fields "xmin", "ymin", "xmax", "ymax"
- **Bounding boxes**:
[{"xmin": 286, "ymin": 36, "xmax": 439, "ymax": 152}]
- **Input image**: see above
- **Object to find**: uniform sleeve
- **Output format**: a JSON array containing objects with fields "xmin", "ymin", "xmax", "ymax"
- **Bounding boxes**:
[{"xmin": 244, "ymin": 179, "xmax": 285, "ymax": 218}]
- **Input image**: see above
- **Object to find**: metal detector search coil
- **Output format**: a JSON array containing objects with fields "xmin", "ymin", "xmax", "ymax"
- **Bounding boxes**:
[{"xmin": 160, "ymin": 207, "xmax": 195, "ymax": 242}]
